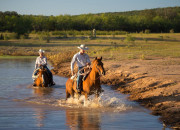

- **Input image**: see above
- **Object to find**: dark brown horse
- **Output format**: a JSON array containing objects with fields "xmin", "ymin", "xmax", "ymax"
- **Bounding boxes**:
[
  {"xmin": 34, "ymin": 66, "xmax": 52, "ymax": 87},
  {"xmin": 66, "ymin": 57, "xmax": 105, "ymax": 100}
]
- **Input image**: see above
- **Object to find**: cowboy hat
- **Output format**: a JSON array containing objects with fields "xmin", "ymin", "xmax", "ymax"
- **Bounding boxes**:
[
  {"xmin": 77, "ymin": 44, "xmax": 89, "ymax": 50},
  {"xmin": 38, "ymin": 49, "xmax": 45, "ymax": 53}
]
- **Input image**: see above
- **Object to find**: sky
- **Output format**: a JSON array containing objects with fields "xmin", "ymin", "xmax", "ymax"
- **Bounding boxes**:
[{"xmin": 0, "ymin": 0, "xmax": 180, "ymax": 16}]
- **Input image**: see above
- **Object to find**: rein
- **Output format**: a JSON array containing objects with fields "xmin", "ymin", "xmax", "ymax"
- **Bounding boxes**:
[{"xmin": 78, "ymin": 65, "xmax": 102, "ymax": 81}]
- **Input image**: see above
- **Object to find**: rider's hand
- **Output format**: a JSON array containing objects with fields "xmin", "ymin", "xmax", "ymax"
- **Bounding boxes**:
[
  {"xmin": 86, "ymin": 64, "xmax": 90, "ymax": 68},
  {"xmin": 86, "ymin": 63, "xmax": 90, "ymax": 68}
]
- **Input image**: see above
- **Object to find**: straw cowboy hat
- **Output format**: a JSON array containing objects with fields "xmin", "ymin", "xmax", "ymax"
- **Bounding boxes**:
[
  {"xmin": 77, "ymin": 44, "xmax": 89, "ymax": 50},
  {"xmin": 38, "ymin": 49, "xmax": 45, "ymax": 53}
]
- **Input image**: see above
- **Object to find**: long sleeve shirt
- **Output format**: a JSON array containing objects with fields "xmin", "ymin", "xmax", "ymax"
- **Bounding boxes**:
[
  {"xmin": 71, "ymin": 52, "xmax": 91, "ymax": 71},
  {"xmin": 35, "ymin": 56, "xmax": 47, "ymax": 69}
]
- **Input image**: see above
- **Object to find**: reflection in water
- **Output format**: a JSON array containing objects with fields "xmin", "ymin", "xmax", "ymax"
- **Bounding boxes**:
[
  {"xmin": 34, "ymin": 108, "xmax": 46, "ymax": 127},
  {"xmin": 66, "ymin": 109, "xmax": 101, "ymax": 130},
  {"xmin": 32, "ymin": 87, "xmax": 54, "ymax": 127},
  {"xmin": 33, "ymin": 87, "xmax": 54, "ymax": 96}
]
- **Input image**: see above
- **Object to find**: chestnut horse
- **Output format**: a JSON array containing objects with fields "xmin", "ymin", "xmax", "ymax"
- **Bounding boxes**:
[
  {"xmin": 66, "ymin": 57, "xmax": 105, "ymax": 100},
  {"xmin": 34, "ymin": 66, "xmax": 52, "ymax": 87}
]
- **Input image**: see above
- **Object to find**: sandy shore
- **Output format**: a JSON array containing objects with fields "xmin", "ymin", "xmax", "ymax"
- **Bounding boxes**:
[{"xmin": 51, "ymin": 57, "xmax": 180, "ymax": 128}]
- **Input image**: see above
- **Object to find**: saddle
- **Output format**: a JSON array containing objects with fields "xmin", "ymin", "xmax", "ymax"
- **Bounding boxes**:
[{"xmin": 82, "ymin": 67, "xmax": 91, "ymax": 81}]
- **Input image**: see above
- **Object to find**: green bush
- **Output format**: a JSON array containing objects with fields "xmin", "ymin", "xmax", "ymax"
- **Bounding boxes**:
[
  {"xmin": 159, "ymin": 35, "xmax": 164, "ymax": 40},
  {"xmin": 3, "ymin": 34, "xmax": 9, "ymax": 40},
  {"xmin": 125, "ymin": 34, "xmax": 135, "ymax": 42},
  {"xmin": 0, "ymin": 34, "xmax": 3, "ymax": 40},
  {"xmin": 2, "ymin": 32, "xmax": 19, "ymax": 39},
  {"xmin": 37, "ymin": 31, "xmax": 51, "ymax": 42},
  {"xmin": 20, "ymin": 34, "xmax": 29, "ymax": 39},
  {"xmin": 140, "ymin": 54, "xmax": 146, "ymax": 60},
  {"xmin": 170, "ymin": 29, "xmax": 174, "ymax": 33},
  {"xmin": 145, "ymin": 29, "xmax": 151, "ymax": 34}
]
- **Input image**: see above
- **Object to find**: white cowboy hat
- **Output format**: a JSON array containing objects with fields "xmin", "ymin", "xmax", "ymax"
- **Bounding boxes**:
[
  {"xmin": 77, "ymin": 44, "xmax": 89, "ymax": 50},
  {"xmin": 38, "ymin": 49, "xmax": 45, "ymax": 53}
]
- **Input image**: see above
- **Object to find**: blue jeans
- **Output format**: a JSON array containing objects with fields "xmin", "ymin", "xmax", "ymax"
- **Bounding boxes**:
[{"xmin": 77, "ymin": 67, "xmax": 84, "ymax": 90}]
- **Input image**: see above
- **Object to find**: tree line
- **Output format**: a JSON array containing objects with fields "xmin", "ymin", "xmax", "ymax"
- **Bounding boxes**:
[{"xmin": 0, "ymin": 7, "xmax": 180, "ymax": 35}]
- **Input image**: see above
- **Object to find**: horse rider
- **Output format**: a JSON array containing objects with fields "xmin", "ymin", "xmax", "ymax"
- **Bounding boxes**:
[
  {"xmin": 71, "ymin": 44, "xmax": 91, "ymax": 93},
  {"xmin": 32, "ymin": 49, "xmax": 55, "ymax": 86}
]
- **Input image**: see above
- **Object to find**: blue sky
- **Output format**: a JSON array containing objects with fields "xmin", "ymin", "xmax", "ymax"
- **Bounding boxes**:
[{"xmin": 0, "ymin": 0, "xmax": 180, "ymax": 16}]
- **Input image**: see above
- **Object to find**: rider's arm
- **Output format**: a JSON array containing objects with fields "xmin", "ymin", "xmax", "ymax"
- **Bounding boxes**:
[
  {"xmin": 86, "ymin": 54, "xmax": 91, "ymax": 65},
  {"xmin": 41, "ymin": 57, "xmax": 47, "ymax": 66},
  {"xmin": 35, "ymin": 57, "xmax": 39, "ymax": 69},
  {"xmin": 71, "ymin": 54, "xmax": 77, "ymax": 75}
]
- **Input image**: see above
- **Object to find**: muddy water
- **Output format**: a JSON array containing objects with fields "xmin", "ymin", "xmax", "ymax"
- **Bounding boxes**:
[{"xmin": 0, "ymin": 58, "xmax": 166, "ymax": 129}]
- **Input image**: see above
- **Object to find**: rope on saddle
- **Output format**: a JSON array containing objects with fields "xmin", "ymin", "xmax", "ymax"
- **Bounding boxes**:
[
  {"xmin": 32, "ymin": 68, "xmax": 39, "ymax": 79},
  {"xmin": 77, "ymin": 67, "xmax": 91, "ymax": 76}
]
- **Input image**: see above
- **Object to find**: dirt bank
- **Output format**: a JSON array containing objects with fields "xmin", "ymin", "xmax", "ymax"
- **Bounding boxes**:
[{"xmin": 51, "ymin": 57, "xmax": 180, "ymax": 129}]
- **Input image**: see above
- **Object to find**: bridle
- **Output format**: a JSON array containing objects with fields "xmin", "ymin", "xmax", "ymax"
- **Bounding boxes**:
[{"xmin": 78, "ymin": 62, "xmax": 104, "ymax": 81}]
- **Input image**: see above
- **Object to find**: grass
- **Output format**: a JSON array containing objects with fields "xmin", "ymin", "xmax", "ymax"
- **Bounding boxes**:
[{"xmin": 0, "ymin": 32, "xmax": 180, "ymax": 63}]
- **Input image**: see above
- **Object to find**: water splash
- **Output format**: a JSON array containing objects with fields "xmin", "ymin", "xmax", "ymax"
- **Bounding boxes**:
[{"xmin": 57, "ymin": 93, "xmax": 132, "ymax": 112}]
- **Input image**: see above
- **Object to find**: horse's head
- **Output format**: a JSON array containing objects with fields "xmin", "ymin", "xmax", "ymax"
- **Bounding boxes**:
[
  {"xmin": 37, "ymin": 66, "xmax": 46, "ymax": 76},
  {"xmin": 39, "ymin": 65, "xmax": 46, "ymax": 71},
  {"xmin": 92, "ymin": 57, "xmax": 105, "ymax": 75},
  {"xmin": 36, "ymin": 65, "xmax": 49, "ymax": 87}
]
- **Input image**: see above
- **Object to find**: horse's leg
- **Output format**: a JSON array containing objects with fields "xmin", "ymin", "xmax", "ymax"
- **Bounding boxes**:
[
  {"xmin": 84, "ymin": 93, "xmax": 88, "ymax": 100},
  {"xmin": 95, "ymin": 88, "xmax": 101, "ymax": 100},
  {"xmin": 66, "ymin": 91, "xmax": 70, "ymax": 100},
  {"xmin": 95, "ymin": 93, "xmax": 99, "ymax": 99},
  {"xmin": 71, "ymin": 91, "xmax": 74, "ymax": 98}
]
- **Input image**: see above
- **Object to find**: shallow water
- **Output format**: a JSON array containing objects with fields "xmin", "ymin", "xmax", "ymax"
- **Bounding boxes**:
[{"xmin": 0, "ymin": 58, "xmax": 166, "ymax": 129}]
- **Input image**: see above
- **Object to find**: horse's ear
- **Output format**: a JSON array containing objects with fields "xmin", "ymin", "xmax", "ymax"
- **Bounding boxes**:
[{"xmin": 100, "ymin": 57, "xmax": 102, "ymax": 61}]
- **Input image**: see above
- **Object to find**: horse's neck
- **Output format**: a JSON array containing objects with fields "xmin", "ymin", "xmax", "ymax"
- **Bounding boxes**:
[
  {"xmin": 39, "ymin": 72, "xmax": 43, "ymax": 77},
  {"xmin": 88, "ymin": 67, "xmax": 99, "ymax": 81}
]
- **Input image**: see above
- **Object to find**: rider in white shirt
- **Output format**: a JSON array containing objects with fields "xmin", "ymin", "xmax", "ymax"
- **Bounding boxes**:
[
  {"xmin": 32, "ymin": 49, "xmax": 54, "ymax": 86},
  {"xmin": 71, "ymin": 44, "xmax": 91, "ymax": 93}
]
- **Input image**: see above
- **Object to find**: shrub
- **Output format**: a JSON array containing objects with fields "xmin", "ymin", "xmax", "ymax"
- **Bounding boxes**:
[
  {"xmin": 47, "ymin": 51, "xmax": 76, "ymax": 65},
  {"xmin": 145, "ymin": 29, "xmax": 151, "ymax": 34},
  {"xmin": 38, "ymin": 31, "xmax": 50, "ymax": 42},
  {"xmin": 20, "ymin": 34, "xmax": 29, "ymax": 39},
  {"xmin": 159, "ymin": 35, "xmax": 164, "ymax": 40},
  {"xmin": 170, "ymin": 29, "xmax": 174, "ymax": 33},
  {"xmin": 3, "ymin": 34, "xmax": 9, "ymax": 40},
  {"xmin": 140, "ymin": 54, "xmax": 145, "ymax": 60},
  {"xmin": 125, "ymin": 34, "xmax": 135, "ymax": 42},
  {"xmin": 3, "ymin": 32, "xmax": 18, "ymax": 39},
  {"xmin": 0, "ymin": 34, "xmax": 3, "ymax": 40}
]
